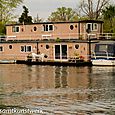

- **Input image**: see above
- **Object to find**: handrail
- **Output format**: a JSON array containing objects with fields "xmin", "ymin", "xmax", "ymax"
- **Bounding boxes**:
[
  {"xmin": 91, "ymin": 50, "xmax": 115, "ymax": 60},
  {"xmin": 1, "ymin": 32, "xmax": 115, "ymax": 41}
]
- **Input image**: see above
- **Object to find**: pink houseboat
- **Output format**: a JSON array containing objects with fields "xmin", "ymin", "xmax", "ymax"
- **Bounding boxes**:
[{"xmin": 0, "ymin": 20, "xmax": 103, "ymax": 65}]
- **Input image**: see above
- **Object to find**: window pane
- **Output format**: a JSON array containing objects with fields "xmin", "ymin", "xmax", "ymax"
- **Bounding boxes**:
[
  {"xmin": 12, "ymin": 26, "xmax": 15, "ymax": 32},
  {"xmin": 99, "ymin": 45, "xmax": 107, "ymax": 51},
  {"xmin": 49, "ymin": 25, "xmax": 53, "ymax": 31},
  {"xmin": 16, "ymin": 27, "xmax": 19, "ymax": 32},
  {"xmin": 26, "ymin": 46, "xmax": 32, "ymax": 52},
  {"xmin": 88, "ymin": 24, "xmax": 91, "ymax": 30},
  {"xmin": 0, "ymin": 46, "xmax": 3, "ymax": 51},
  {"xmin": 46, "ymin": 25, "xmax": 48, "ymax": 31},
  {"xmin": 12, "ymin": 26, "xmax": 19, "ymax": 32},
  {"xmin": 94, "ymin": 23, "xmax": 97, "ymax": 30},
  {"xmin": 55, "ymin": 45, "xmax": 60, "ymax": 59},
  {"xmin": 21, "ymin": 46, "xmax": 25, "ymax": 52}
]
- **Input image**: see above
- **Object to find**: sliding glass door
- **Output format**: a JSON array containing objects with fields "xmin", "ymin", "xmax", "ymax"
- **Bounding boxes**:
[{"xmin": 55, "ymin": 45, "xmax": 67, "ymax": 60}]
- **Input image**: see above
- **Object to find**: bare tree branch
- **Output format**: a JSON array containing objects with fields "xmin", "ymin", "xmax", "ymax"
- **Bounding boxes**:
[{"xmin": 78, "ymin": 0, "xmax": 109, "ymax": 19}]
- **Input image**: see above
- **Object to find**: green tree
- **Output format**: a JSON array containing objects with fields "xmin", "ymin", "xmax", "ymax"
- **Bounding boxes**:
[
  {"xmin": 0, "ymin": 21, "xmax": 6, "ymax": 35},
  {"xmin": 19, "ymin": 6, "xmax": 33, "ymax": 24},
  {"xmin": 0, "ymin": 0, "xmax": 23, "ymax": 35},
  {"xmin": 0, "ymin": 0, "xmax": 23, "ymax": 23},
  {"xmin": 48, "ymin": 7, "xmax": 78, "ymax": 22},
  {"xmin": 102, "ymin": 5, "xmax": 115, "ymax": 33}
]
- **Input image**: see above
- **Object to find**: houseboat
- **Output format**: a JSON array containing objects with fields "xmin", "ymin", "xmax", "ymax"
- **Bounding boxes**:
[
  {"xmin": 0, "ymin": 20, "xmax": 103, "ymax": 65},
  {"xmin": 91, "ymin": 41, "xmax": 115, "ymax": 66}
]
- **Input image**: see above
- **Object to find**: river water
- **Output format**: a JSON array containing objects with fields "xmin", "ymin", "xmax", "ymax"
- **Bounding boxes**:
[{"xmin": 0, "ymin": 64, "xmax": 115, "ymax": 115}]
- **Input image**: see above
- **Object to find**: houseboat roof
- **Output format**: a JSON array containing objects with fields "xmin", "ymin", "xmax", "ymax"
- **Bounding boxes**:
[
  {"xmin": 6, "ymin": 20, "xmax": 103, "ymax": 26},
  {"xmin": 0, "ymin": 39, "xmax": 94, "ymax": 44},
  {"xmin": 96, "ymin": 40, "xmax": 115, "ymax": 45}
]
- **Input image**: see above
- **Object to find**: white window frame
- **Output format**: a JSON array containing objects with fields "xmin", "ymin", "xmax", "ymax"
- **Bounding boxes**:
[
  {"xmin": 93, "ymin": 23, "xmax": 98, "ymax": 31},
  {"xmin": 12, "ymin": 26, "xmax": 20, "ymax": 33},
  {"xmin": 86, "ymin": 23, "xmax": 92, "ymax": 31},
  {"xmin": 26, "ymin": 45, "xmax": 32, "ymax": 52},
  {"xmin": 54, "ymin": 44, "xmax": 68, "ymax": 61},
  {"xmin": 86, "ymin": 23, "xmax": 98, "ymax": 32},
  {"xmin": 0, "ymin": 46, "xmax": 4, "ymax": 52},
  {"xmin": 43, "ymin": 24, "xmax": 54, "ymax": 32},
  {"xmin": 20, "ymin": 45, "xmax": 32, "ymax": 52}
]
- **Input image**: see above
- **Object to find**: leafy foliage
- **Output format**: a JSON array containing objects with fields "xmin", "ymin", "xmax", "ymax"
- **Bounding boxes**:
[
  {"xmin": 48, "ymin": 7, "xmax": 78, "ymax": 22},
  {"xmin": 0, "ymin": 0, "xmax": 23, "ymax": 35},
  {"xmin": 102, "ymin": 5, "xmax": 115, "ymax": 33},
  {"xmin": 0, "ymin": 0, "xmax": 23, "ymax": 23},
  {"xmin": 0, "ymin": 21, "xmax": 6, "ymax": 35}
]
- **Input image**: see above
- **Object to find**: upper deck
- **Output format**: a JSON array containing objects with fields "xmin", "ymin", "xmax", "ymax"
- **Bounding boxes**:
[{"xmin": 5, "ymin": 20, "xmax": 103, "ymax": 41}]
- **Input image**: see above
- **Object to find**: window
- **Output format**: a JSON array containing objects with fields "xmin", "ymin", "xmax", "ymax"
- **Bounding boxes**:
[
  {"xmin": 86, "ymin": 23, "xmax": 92, "ymax": 33},
  {"xmin": 12, "ymin": 26, "xmax": 20, "ymax": 32},
  {"xmin": 75, "ymin": 44, "xmax": 79, "ymax": 49},
  {"xmin": 70, "ymin": 25, "xmax": 74, "ymax": 30},
  {"xmin": 21, "ymin": 45, "xmax": 32, "ymax": 52},
  {"xmin": 21, "ymin": 46, "xmax": 25, "ymax": 52},
  {"xmin": 9, "ymin": 45, "xmax": 13, "ymax": 49},
  {"xmin": 0, "ymin": 46, "xmax": 3, "ymax": 52},
  {"xmin": 43, "ymin": 24, "xmax": 54, "ymax": 31},
  {"xmin": 93, "ymin": 23, "xmax": 98, "ymax": 30},
  {"xmin": 49, "ymin": 25, "xmax": 53, "ymax": 31},
  {"xmin": 86, "ymin": 23, "xmax": 98, "ymax": 32},
  {"xmin": 33, "ymin": 27, "xmax": 37, "ymax": 31},
  {"xmin": 46, "ymin": 45, "xmax": 49, "ymax": 49},
  {"xmin": 26, "ymin": 46, "xmax": 32, "ymax": 52},
  {"xmin": 99, "ymin": 45, "xmax": 108, "ymax": 51}
]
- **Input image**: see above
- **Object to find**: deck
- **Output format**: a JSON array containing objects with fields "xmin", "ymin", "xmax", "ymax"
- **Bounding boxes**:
[{"xmin": 16, "ymin": 60, "xmax": 92, "ymax": 66}]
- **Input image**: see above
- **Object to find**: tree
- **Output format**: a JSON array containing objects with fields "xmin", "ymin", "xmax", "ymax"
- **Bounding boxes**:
[
  {"xmin": 34, "ymin": 14, "xmax": 44, "ymax": 23},
  {"xmin": 78, "ymin": 0, "xmax": 109, "ymax": 19},
  {"xmin": 48, "ymin": 7, "xmax": 78, "ymax": 22},
  {"xmin": 102, "ymin": 5, "xmax": 115, "ymax": 33},
  {"xmin": 0, "ymin": 0, "xmax": 23, "ymax": 35},
  {"xmin": 0, "ymin": 21, "xmax": 6, "ymax": 35},
  {"xmin": 19, "ymin": 6, "xmax": 33, "ymax": 24},
  {"xmin": 0, "ymin": 0, "xmax": 23, "ymax": 23}
]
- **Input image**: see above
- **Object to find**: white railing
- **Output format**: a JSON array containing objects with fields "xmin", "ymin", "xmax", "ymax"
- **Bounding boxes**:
[
  {"xmin": 1, "ymin": 33, "xmax": 115, "ymax": 41},
  {"xmin": 97, "ymin": 33, "xmax": 115, "ymax": 39},
  {"xmin": 91, "ymin": 51, "xmax": 115, "ymax": 60}
]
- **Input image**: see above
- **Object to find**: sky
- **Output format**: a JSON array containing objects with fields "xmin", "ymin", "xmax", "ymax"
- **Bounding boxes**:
[
  {"xmin": 15, "ymin": 0, "xmax": 115, "ymax": 21},
  {"xmin": 15, "ymin": 0, "xmax": 79, "ymax": 20}
]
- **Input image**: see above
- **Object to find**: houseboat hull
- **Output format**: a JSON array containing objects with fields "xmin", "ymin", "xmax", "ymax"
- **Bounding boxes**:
[
  {"xmin": 0, "ymin": 60, "xmax": 16, "ymax": 64},
  {"xmin": 91, "ymin": 59, "xmax": 115, "ymax": 66}
]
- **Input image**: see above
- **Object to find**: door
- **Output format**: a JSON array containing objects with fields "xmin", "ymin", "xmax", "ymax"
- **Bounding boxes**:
[
  {"xmin": 55, "ymin": 45, "xmax": 60, "ymax": 59},
  {"xmin": 62, "ymin": 45, "xmax": 67, "ymax": 59},
  {"xmin": 54, "ymin": 45, "xmax": 67, "ymax": 60}
]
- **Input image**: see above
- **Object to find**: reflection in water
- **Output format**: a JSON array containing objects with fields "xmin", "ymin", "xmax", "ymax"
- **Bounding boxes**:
[
  {"xmin": 55, "ymin": 66, "xmax": 68, "ymax": 88},
  {"xmin": 0, "ymin": 65, "xmax": 115, "ymax": 114}
]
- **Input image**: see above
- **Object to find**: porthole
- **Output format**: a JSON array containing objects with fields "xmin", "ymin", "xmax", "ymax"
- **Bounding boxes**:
[
  {"xmin": 34, "ymin": 27, "xmax": 37, "ymax": 31},
  {"xmin": 75, "ymin": 44, "xmax": 79, "ymax": 49},
  {"xmin": 9, "ymin": 45, "xmax": 12, "ymax": 49},
  {"xmin": 75, "ymin": 25, "xmax": 77, "ymax": 28},
  {"xmin": 70, "ymin": 25, "xmax": 74, "ymax": 30},
  {"xmin": 46, "ymin": 45, "xmax": 49, "ymax": 49}
]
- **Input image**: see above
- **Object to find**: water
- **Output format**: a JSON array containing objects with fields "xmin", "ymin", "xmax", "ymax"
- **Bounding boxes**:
[{"xmin": 0, "ymin": 64, "xmax": 115, "ymax": 115}]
